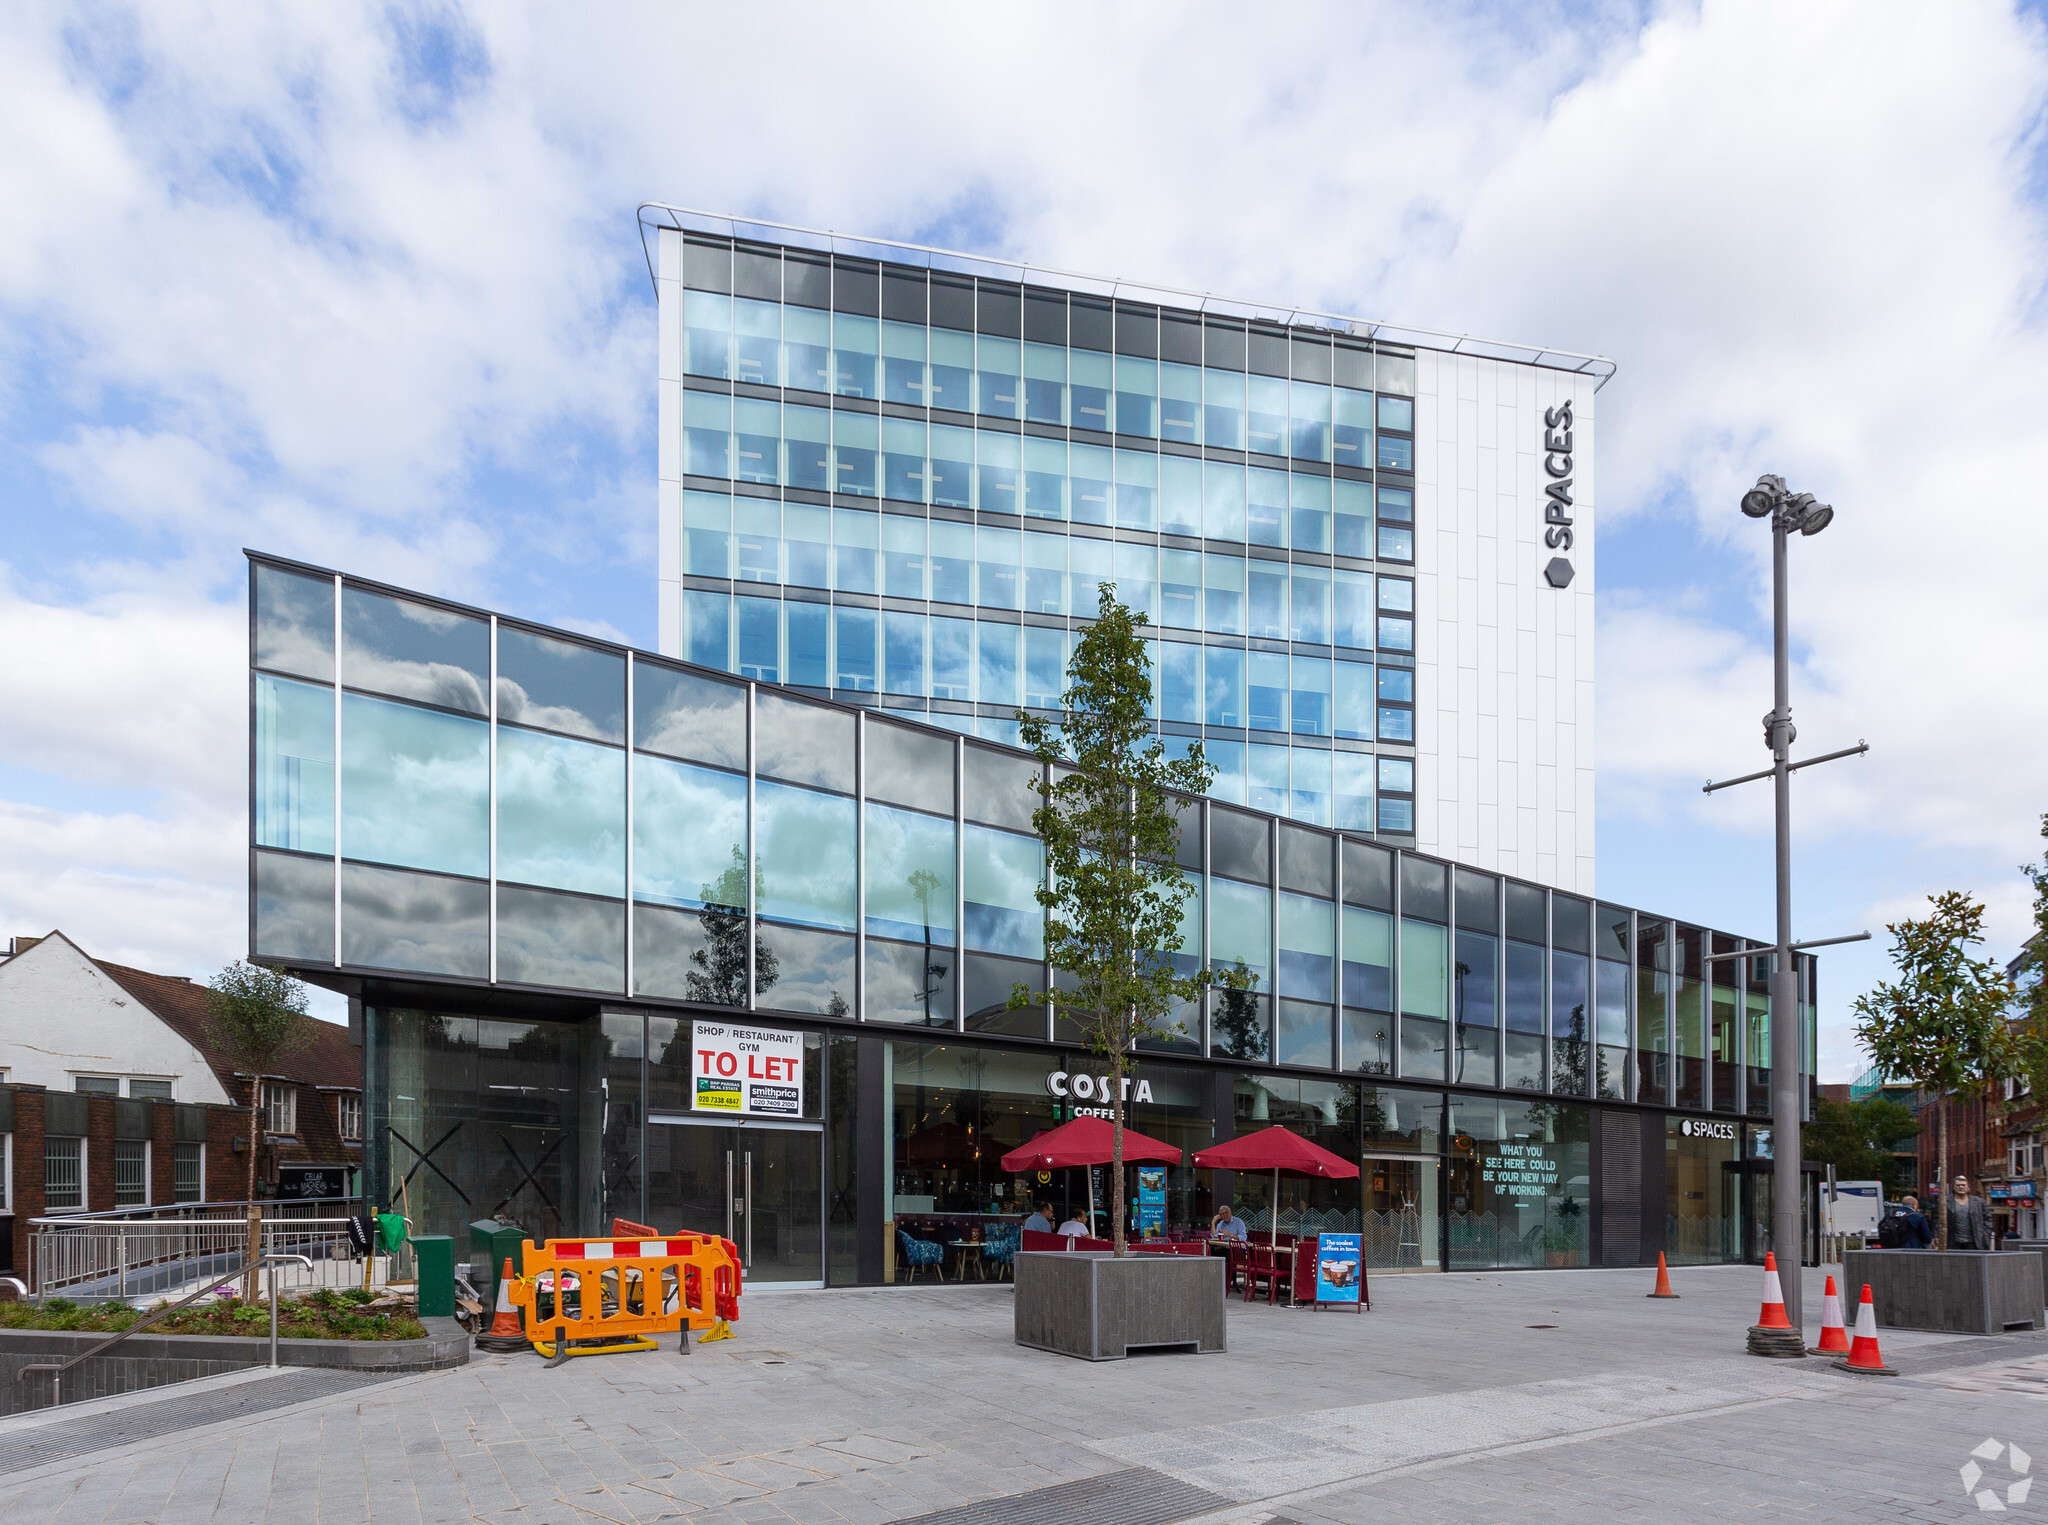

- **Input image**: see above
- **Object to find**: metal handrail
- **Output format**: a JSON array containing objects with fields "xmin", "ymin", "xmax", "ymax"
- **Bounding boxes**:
[{"xmin": 16, "ymin": 1253, "xmax": 316, "ymax": 1406}]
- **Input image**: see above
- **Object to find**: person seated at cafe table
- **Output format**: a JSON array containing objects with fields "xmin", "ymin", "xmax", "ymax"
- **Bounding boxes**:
[
  {"xmin": 1023, "ymin": 1200, "xmax": 1054, "ymax": 1235},
  {"xmin": 1057, "ymin": 1211, "xmax": 1091, "ymax": 1239},
  {"xmin": 1210, "ymin": 1203, "xmax": 1248, "ymax": 1243}
]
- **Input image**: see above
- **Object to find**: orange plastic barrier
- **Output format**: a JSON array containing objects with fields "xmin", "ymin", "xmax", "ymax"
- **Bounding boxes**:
[{"xmin": 509, "ymin": 1233, "xmax": 742, "ymax": 1366}]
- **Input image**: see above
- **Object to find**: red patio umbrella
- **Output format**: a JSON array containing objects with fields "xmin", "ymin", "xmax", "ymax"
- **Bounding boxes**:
[
  {"xmin": 1192, "ymin": 1125, "xmax": 1360, "ymax": 1247},
  {"xmin": 1001, "ymin": 1117, "xmax": 1183, "ymax": 1237}
]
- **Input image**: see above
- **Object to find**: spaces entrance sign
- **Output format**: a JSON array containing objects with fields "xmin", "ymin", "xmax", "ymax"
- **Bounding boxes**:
[
  {"xmin": 691, "ymin": 1021, "xmax": 803, "ymax": 1118},
  {"xmin": 1541, "ymin": 400, "xmax": 1576, "ymax": 589}
]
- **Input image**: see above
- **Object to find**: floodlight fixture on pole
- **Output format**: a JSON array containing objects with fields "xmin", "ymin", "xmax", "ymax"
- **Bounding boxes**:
[{"xmin": 1702, "ymin": 473, "xmax": 1864, "ymax": 1331}]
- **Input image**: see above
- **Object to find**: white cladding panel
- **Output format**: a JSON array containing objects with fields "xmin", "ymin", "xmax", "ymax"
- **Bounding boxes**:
[
  {"xmin": 1412, "ymin": 352, "xmax": 1595, "ymax": 894},
  {"xmin": 657, "ymin": 227, "xmax": 684, "ymax": 659}
]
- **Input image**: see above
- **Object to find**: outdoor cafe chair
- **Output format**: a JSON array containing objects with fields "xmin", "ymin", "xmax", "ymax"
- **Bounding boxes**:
[
  {"xmin": 1246, "ymin": 1243, "xmax": 1292, "ymax": 1305},
  {"xmin": 896, "ymin": 1230, "xmax": 944, "ymax": 1283},
  {"xmin": 982, "ymin": 1224, "xmax": 1020, "ymax": 1280}
]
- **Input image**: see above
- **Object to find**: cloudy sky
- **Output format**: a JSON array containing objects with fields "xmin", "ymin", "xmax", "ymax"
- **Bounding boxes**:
[{"xmin": 4, "ymin": 0, "xmax": 2045, "ymax": 1076}]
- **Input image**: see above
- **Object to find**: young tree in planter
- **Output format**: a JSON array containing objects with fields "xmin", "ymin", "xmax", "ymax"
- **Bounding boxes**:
[
  {"xmin": 205, "ymin": 961, "xmax": 315, "ymax": 1296},
  {"xmin": 1851, "ymin": 893, "xmax": 2016, "ymax": 1250},
  {"xmin": 1012, "ymin": 586, "xmax": 1252, "ymax": 1255}
]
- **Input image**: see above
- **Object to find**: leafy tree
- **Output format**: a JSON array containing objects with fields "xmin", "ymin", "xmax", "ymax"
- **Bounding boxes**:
[
  {"xmin": 205, "ymin": 961, "xmax": 314, "ymax": 1296},
  {"xmin": 1852, "ymin": 893, "xmax": 2016, "ymax": 1249},
  {"xmin": 1804, "ymin": 1096, "xmax": 1920, "ymax": 1195},
  {"xmin": 688, "ymin": 847, "xmax": 776, "ymax": 1007},
  {"xmin": 1012, "ymin": 586, "xmax": 1251, "ymax": 1255},
  {"xmin": 2013, "ymin": 814, "xmax": 2048, "ymax": 1091}
]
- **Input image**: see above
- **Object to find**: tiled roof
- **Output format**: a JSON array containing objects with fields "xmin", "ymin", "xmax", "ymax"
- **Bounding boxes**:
[{"xmin": 95, "ymin": 959, "xmax": 361, "ymax": 1093}]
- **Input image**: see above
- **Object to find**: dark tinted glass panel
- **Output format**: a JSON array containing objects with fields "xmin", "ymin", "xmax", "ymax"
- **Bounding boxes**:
[
  {"xmin": 633, "ymin": 899, "xmax": 747, "ymax": 1005},
  {"xmin": 1333, "ymin": 344, "xmax": 1372, "ymax": 390},
  {"xmin": 1247, "ymin": 327, "xmax": 1288, "ymax": 377},
  {"xmin": 963, "ymin": 953, "xmax": 1044, "ymax": 1036},
  {"xmin": 755, "ymin": 922, "xmax": 854, "ymax": 1016},
  {"xmin": 963, "ymin": 744, "xmax": 1039, "ymax": 830},
  {"xmin": 496, "ymin": 884, "xmax": 624, "ymax": 993},
  {"xmin": 1597, "ymin": 903, "xmax": 1631, "ymax": 962},
  {"xmin": 1400, "ymin": 855, "xmax": 1447, "ymax": 922},
  {"xmin": 1023, "ymin": 290, "xmax": 1065, "ymax": 344},
  {"xmin": 1211, "ymin": 990, "xmax": 1270, "ymax": 1061},
  {"xmin": 1169, "ymin": 795, "xmax": 1201, "ymax": 870},
  {"xmin": 497, "ymin": 627, "xmax": 624, "ymax": 743},
  {"xmin": 977, "ymin": 283, "xmax": 1020, "ymax": 337},
  {"xmin": 683, "ymin": 238, "xmax": 730, "ymax": 292},
  {"xmin": 255, "ymin": 565, "xmax": 334, "ymax": 681},
  {"xmin": 1204, "ymin": 320, "xmax": 1245, "ymax": 370},
  {"xmin": 1115, "ymin": 304, "xmax": 1157, "ymax": 358},
  {"xmin": 832, "ymin": 260, "xmax": 877, "ymax": 315},
  {"xmin": 756, "ymin": 691, "xmax": 854, "ymax": 792},
  {"xmin": 1553, "ymin": 895, "xmax": 1591, "ymax": 954},
  {"xmin": 866, "ymin": 720, "xmax": 954, "ymax": 815},
  {"xmin": 634, "ymin": 662, "xmax": 746, "ymax": 770},
  {"xmin": 1209, "ymin": 806, "xmax": 1269, "ymax": 884},
  {"xmin": 1070, "ymin": 298, "xmax": 1112, "ymax": 351},
  {"xmin": 732, "ymin": 246, "xmax": 780, "ymax": 300},
  {"xmin": 1342, "ymin": 839, "xmax": 1393, "ymax": 909},
  {"xmin": 341, "ymin": 587, "xmax": 488, "ymax": 714},
  {"xmin": 1277, "ymin": 824, "xmax": 1333, "ymax": 897},
  {"xmin": 1343, "ymin": 1008, "xmax": 1392, "ymax": 1075},
  {"xmin": 785, "ymin": 255, "xmax": 829, "ymax": 309},
  {"xmin": 1160, "ymin": 313, "xmax": 1201, "ymax": 364},
  {"xmin": 866, "ymin": 937, "xmax": 956, "ymax": 1027},
  {"xmin": 881, "ymin": 268, "xmax": 925, "ymax": 322},
  {"xmin": 1505, "ymin": 939, "xmax": 1545, "ymax": 1033},
  {"xmin": 1505, "ymin": 881, "xmax": 1547, "ymax": 944},
  {"xmin": 1455, "ymin": 869, "xmax": 1499, "ymax": 932},
  {"xmin": 931, "ymin": 277, "xmax": 974, "ymax": 331},
  {"xmin": 1455, "ymin": 931, "xmax": 1498, "ymax": 1029},
  {"xmin": 339, "ymin": 863, "xmax": 487, "ymax": 977},
  {"xmin": 254, "ymin": 850, "xmax": 333, "ymax": 963},
  {"xmin": 1276, "ymin": 1000, "xmax": 1333, "ymax": 1067},
  {"xmin": 1290, "ymin": 337, "xmax": 1331, "ymax": 383}
]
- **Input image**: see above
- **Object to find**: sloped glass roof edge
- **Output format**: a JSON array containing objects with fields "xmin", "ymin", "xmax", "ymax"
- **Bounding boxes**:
[{"xmin": 639, "ymin": 201, "xmax": 1618, "ymax": 392}]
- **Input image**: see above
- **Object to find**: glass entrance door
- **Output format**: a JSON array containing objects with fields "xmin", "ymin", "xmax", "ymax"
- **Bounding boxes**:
[
  {"xmin": 1362, "ymin": 1152, "xmax": 1440, "ymax": 1271},
  {"xmin": 646, "ymin": 1122, "xmax": 824, "ymax": 1285}
]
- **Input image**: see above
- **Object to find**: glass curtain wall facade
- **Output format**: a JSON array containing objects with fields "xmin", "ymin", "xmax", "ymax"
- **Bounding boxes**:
[
  {"xmin": 253, "ymin": 552, "xmax": 1808, "ymax": 1275},
  {"xmin": 656, "ymin": 231, "xmax": 1418, "ymax": 837}
]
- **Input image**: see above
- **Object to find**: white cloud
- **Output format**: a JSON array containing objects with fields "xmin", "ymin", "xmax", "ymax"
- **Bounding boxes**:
[{"xmin": 1, "ymin": 0, "xmax": 2044, "ymax": 1076}]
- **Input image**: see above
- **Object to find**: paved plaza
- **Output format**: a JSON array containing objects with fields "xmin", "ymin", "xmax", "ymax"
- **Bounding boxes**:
[{"xmin": 0, "ymin": 1263, "xmax": 2043, "ymax": 1523}]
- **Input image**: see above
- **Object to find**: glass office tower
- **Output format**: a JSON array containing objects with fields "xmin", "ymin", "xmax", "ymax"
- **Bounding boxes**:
[{"xmin": 648, "ymin": 208, "xmax": 1612, "ymax": 893}]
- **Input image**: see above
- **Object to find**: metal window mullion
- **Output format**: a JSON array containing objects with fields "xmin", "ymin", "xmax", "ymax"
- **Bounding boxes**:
[
  {"xmin": 1332, "ymin": 831, "xmax": 1345, "ymax": 1071},
  {"xmin": 488, "ymin": 614, "xmax": 499, "ymax": 984},
  {"xmin": 746, "ymin": 682, "xmax": 757, "ymax": 1007},
  {"xmin": 1625, "ymin": 911, "xmax": 1639, "ymax": 1104},
  {"xmin": 624, "ymin": 654, "xmax": 636, "ymax": 1000},
  {"xmin": 1267, "ymin": 814, "xmax": 1279, "ymax": 1062},
  {"xmin": 1497, "ymin": 875, "xmax": 1508, "ymax": 1092},
  {"xmin": 953, "ymin": 734, "xmax": 965, "ymax": 1031},
  {"xmin": 332, "ymin": 573, "xmax": 343, "ymax": 966},
  {"xmin": 854, "ymin": 709, "xmax": 865, "ymax": 1019},
  {"xmin": 1542, "ymin": 888, "xmax": 1553, "ymax": 1094},
  {"xmin": 1200, "ymin": 800, "xmax": 1212, "ymax": 1055},
  {"xmin": 1391, "ymin": 850, "xmax": 1404, "ymax": 1078}
]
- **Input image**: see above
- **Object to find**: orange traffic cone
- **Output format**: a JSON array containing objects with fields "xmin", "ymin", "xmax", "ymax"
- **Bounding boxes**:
[
  {"xmin": 1833, "ymin": 1283, "xmax": 1897, "ymax": 1375},
  {"xmin": 476, "ymin": 1258, "xmax": 529, "ymax": 1352},
  {"xmin": 1754, "ymin": 1251, "xmax": 1792, "ymax": 1329},
  {"xmin": 1809, "ymin": 1275, "xmax": 1850, "ymax": 1355},
  {"xmin": 1646, "ymin": 1252, "xmax": 1679, "ymax": 1299}
]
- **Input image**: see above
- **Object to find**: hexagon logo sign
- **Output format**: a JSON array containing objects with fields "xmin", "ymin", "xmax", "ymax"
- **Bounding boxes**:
[{"xmin": 1543, "ymin": 557, "xmax": 1575, "ymax": 589}]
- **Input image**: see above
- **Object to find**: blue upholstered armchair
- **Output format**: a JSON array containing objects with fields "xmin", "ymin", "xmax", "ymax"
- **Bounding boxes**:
[
  {"xmin": 981, "ymin": 1224, "xmax": 1021, "ymax": 1280},
  {"xmin": 897, "ymin": 1230, "xmax": 944, "ymax": 1283}
]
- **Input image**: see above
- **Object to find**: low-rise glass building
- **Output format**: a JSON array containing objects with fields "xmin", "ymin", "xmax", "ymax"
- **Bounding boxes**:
[{"xmin": 247, "ymin": 552, "xmax": 1817, "ymax": 1283}]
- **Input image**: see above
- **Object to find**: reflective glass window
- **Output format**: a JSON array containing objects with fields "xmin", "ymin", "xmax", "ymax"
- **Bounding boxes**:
[
  {"xmin": 1378, "ymin": 433, "xmax": 1414, "ymax": 472},
  {"xmin": 1332, "ymin": 750, "xmax": 1374, "ymax": 831},
  {"xmin": 733, "ymin": 297, "xmax": 781, "ymax": 387},
  {"xmin": 866, "ymin": 802, "xmax": 956, "ymax": 943},
  {"xmin": 963, "ymin": 825, "xmax": 1043, "ymax": 959},
  {"xmin": 634, "ymin": 662, "xmax": 743, "ymax": 770},
  {"xmin": 1334, "ymin": 661, "xmax": 1372, "ymax": 741},
  {"xmin": 1290, "ymin": 475, "xmax": 1330, "ymax": 555},
  {"xmin": 1401, "ymin": 919, "xmax": 1448, "ymax": 1017},
  {"xmin": 929, "ymin": 425, "xmax": 974, "ymax": 509},
  {"xmin": 340, "ymin": 693, "xmax": 488, "ymax": 877},
  {"xmin": 755, "ymin": 779, "xmax": 856, "ymax": 930},
  {"xmin": 1246, "ymin": 375, "xmax": 1288, "ymax": 458},
  {"xmin": 1379, "ymin": 707, "xmax": 1414, "ymax": 743},
  {"xmin": 784, "ymin": 305, "xmax": 831, "ymax": 394},
  {"xmin": 497, "ymin": 884, "xmax": 624, "ymax": 993},
  {"xmin": 977, "ymin": 335, "xmax": 1021, "ymax": 419},
  {"xmin": 1250, "ymin": 741, "xmax": 1290, "ymax": 818},
  {"xmin": 634, "ymin": 899, "xmax": 749, "ymax": 1006},
  {"xmin": 683, "ymin": 590, "xmax": 730, "ymax": 671},
  {"xmin": 737, "ymin": 597, "xmax": 780, "ymax": 686},
  {"xmin": 684, "ymin": 490, "xmax": 731, "ymax": 578},
  {"xmin": 834, "ymin": 606, "xmax": 877, "ymax": 692},
  {"xmin": 683, "ymin": 290, "xmax": 730, "ymax": 379},
  {"xmin": 882, "ymin": 611, "xmax": 926, "ymax": 698},
  {"xmin": 977, "ymin": 524, "xmax": 1020, "ymax": 609},
  {"xmin": 1070, "ymin": 442, "xmax": 1113, "ymax": 526},
  {"xmin": 1070, "ymin": 348, "xmax": 1112, "ymax": 433},
  {"xmin": 634, "ymin": 755, "xmax": 747, "ymax": 908},
  {"xmin": 255, "ymin": 565, "xmax": 334, "ymax": 681},
  {"xmin": 1332, "ymin": 387, "xmax": 1372, "ymax": 469},
  {"xmin": 1204, "ymin": 461, "xmax": 1245, "ymax": 541},
  {"xmin": 255, "ymin": 674, "xmax": 334, "ymax": 854},
  {"xmin": 1248, "ymin": 650, "xmax": 1288, "ymax": 732},
  {"xmin": 1023, "ymin": 625, "xmax": 1065, "ymax": 710},
  {"xmin": 787, "ymin": 600, "xmax": 828, "ymax": 687},
  {"xmin": 833, "ymin": 411, "xmax": 878, "ymax": 497},
  {"xmin": 1247, "ymin": 560, "xmax": 1287, "ymax": 641},
  {"xmin": 1291, "ymin": 654, "xmax": 1331, "ymax": 739},
  {"xmin": 928, "ymin": 326, "xmax": 973, "ymax": 413},
  {"xmin": 1023, "ymin": 531, "xmax": 1066, "ymax": 615},
  {"xmin": 1552, "ymin": 949, "xmax": 1592, "ymax": 1095},
  {"xmin": 497, "ymin": 628, "xmax": 623, "ymax": 744},
  {"xmin": 931, "ymin": 616, "xmax": 972, "ymax": 700},
  {"xmin": 1247, "ymin": 467, "xmax": 1288, "ymax": 549},
  {"xmin": 1377, "ymin": 616, "xmax": 1414, "ymax": 653},
  {"xmin": 1292, "ymin": 564, "xmax": 1332, "ymax": 645},
  {"xmin": 1159, "ymin": 454, "xmax": 1201, "ymax": 536},
  {"xmin": 1210, "ymin": 877, "xmax": 1270, "ymax": 984},
  {"xmin": 734, "ymin": 496, "xmax": 781, "ymax": 583},
  {"xmin": 883, "ymin": 513, "xmax": 926, "ymax": 599},
  {"xmin": 1023, "ymin": 341, "xmax": 1066, "ymax": 424},
  {"xmin": 755, "ymin": 922, "xmax": 855, "ymax": 1017},
  {"xmin": 881, "ymin": 319, "xmax": 926, "ymax": 406},
  {"xmin": 1160, "ymin": 362, "xmax": 1201, "ymax": 443},
  {"xmin": 683, "ymin": 389, "xmax": 730, "ymax": 478},
  {"xmin": 833, "ymin": 508, "xmax": 879, "ymax": 594},
  {"xmin": 1335, "ymin": 571, "xmax": 1374, "ymax": 650},
  {"xmin": 1070, "ymin": 536, "xmax": 1112, "ymax": 616},
  {"xmin": 1114, "ymin": 540, "xmax": 1158, "ymax": 622},
  {"xmin": 1210, "ymin": 805, "xmax": 1268, "ymax": 883},
  {"xmin": 1342, "ymin": 1006, "xmax": 1392, "ymax": 1075},
  {"xmin": 734, "ymin": 397, "xmax": 779, "ymax": 484},
  {"xmin": 977, "ymin": 622, "xmax": 1020, "ymax": 708},
  {"xmin": 1158, "ymin": 640, "xmax": 1199, "ymax": 723},
  {"xmin": 1379, "ymin": 576, "xmax": 1415, "ymax": 613},
  {"xmin": 1278, "ymin": 891, "xmax": 1335, "ymax": 1001},
  {"xmin": 785, "ymin": 405, "xmax": 830, "ymax": 493},
  {"xmin": 1115, "ymin": 355, "xmax": 1156, "ymax": 437},
  {"xmin": 783, "ymin": 504, "xmax": 829, "ymax": 589},
  {"xmin": 254, "ymin": 849, "xmax": 333, "ymax": 964},
  {"xmin": 1022, "ymin": 435, "xmax": 1066, "ymax": 520},
  {"xmin": 882, "ymin": 418, "xmax": 926, "ymax": 503},
  {"xmin": 341, "ymin": 587, "xmax": 488, "ymax": 714},
  {"xmin": 1454, "ymin": 930, "xmax": 1499, "ymax": 1088},
  {"xmin": 866, "ymin": 720, "xmax": 953, "ymax": 815},
  {"xmin": 1204, "ymin": 644, "xmax": 1244, "ymax": 728},
  {"xmin": 1114, "ymin": 449, "xmax": 1157, "ymax": 530},
  {"xmin": 1377, "ymin": 395, "xmax": 1414, "ymax": 431},
  {"xmin": 755, "ymin": 691, "xmax": 854, "ymax": 792},
  {"xmin": 496, "ymin": 727, "xmax": 624, "ymax": 897},
  {"xmin": 865, "ymin": 937, "xmax": 955, "ymax": 1027},
  {"xmin": 833, "ymin": 313, "xmax": 878, "ymax": 398},
  {"xmin": 340, "ymin": 863, "xmax": 488, "ymax": 977},
  {"xmin": 1205, "ymin": 553, "xmax": 1245, "ymax": 635},
  {"xmin": 1333, "ymin": 479, "xmax": 1372, "ymax": 560},
  {"xmin": 1343, "ymin": 905, "xmax": 1392, "ymax": 1009},
  {"xmin": 1160, "ymin": 550, "xmax": 1201, "ymax": 630},
  {"xmin": 1204, "ymin": 367, "xmax": 1244, "ymax": 448},
  {"xmin": 977, "ymin": 429, "xmax": 1020, "ymax": 515},
  {"xmin": 928, "ymin": 519, "xmax": 973, "ymax": 604},
  {"xmin": 1290, "ymin": 381, "xmax": 1331, "ymax": 463}
]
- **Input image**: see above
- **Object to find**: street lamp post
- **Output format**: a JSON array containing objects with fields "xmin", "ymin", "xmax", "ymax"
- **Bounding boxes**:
[{"xmin": 1701, "ymin": 475, "xmax": 1867, "ymax": 1333}]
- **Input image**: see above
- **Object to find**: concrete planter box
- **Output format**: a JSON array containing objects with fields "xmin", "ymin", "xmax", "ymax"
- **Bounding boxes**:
[
  {"xmin": 1843, "ymin": 1249, "xmax": 2044, "ymax": 1336},
  {"xmin": 1013, "ymin": 1251, "xmax": 1225, "ymax": 1361},
  {"xmin": 2003, "ymin": 1241, "xmax": 2048, "ymax": 1304},
  {"xmin": 0, "ymin": 1317, "xmax": 469, "ymax": 1414}
]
